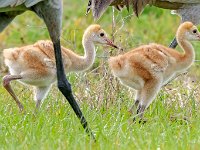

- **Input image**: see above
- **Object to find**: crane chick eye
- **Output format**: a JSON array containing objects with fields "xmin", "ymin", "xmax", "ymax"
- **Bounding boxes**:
[
  {"xmin": 100, "ymin": 33, "xmax": 104, "ymax": 37},
  {"xmin": 193, "ymin": 29, "xmax": 197, "ymax": 34}
]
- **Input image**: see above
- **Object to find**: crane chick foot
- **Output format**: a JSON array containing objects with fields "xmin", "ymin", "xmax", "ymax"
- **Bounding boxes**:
[{"xmin": 3, "ymin": 75, "xmax": 24, "ymax": 112}]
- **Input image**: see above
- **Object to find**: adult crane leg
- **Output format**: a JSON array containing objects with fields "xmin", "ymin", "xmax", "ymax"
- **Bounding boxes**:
[
  {"xmin": 0, "ymin": 12, "xmax": 23, "ymax": 32},
  {"xmin": 32, "ymin": 1, "xmax": 95, "ymax": 140},
  {"xmin": 169, "ymin": 37, "xmax": 178, "ymax": 48}
]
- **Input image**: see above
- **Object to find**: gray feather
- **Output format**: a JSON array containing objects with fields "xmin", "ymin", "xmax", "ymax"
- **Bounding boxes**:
[
  {"xmin": 163, "ymin": 0, "xmax": 200, "ymax": 3},
  {"xmin": 91, "ymin": 0, "xmax": 114, "ymax": 20},
  {"xmin": 25, "ymin": 0, "xmax": 44, "ymax": 7},
  {"xmin": 0, "ymin": 0, "xmax": 45, "ymax": 8}
]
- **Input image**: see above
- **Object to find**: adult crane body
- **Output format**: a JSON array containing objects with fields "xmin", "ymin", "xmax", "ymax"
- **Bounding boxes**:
[
  {"xmin": 88, "ymin": 0, "xmax": 200, "ymax": 48},
  {"xmin": 89, "ymin": 0, "xmax": 200, "ymax": 21},
  {"xmin": 0, "ymin": 0, "xmax": 95, "ymax": 139}
]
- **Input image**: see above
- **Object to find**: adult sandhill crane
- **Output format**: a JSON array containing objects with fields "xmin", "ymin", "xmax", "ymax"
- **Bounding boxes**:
[
  {"xmin": 3, "ymin": 24, "xmax": 117, "ymax": 111},
  {"xmin": 87, "ymin": 0, "xmax": 200, "ymax": 48},
  {"xmin": 0, "ymin": 0, "xmax": 94, "ymax": 138},
  {"xmin": 109, "ymin": 22, "xmax": 200, "ymax": 120}
]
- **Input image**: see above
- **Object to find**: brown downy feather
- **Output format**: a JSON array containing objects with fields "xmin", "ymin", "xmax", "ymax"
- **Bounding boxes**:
[{"xmin": 109, "ymin": 22, "xmax": 200, "ymax": 119}]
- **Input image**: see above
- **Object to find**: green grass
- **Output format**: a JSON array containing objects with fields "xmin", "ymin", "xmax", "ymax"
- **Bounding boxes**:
[{"xmin": 0, "ymin": 1, "xmax": 200, "ymax": 149}]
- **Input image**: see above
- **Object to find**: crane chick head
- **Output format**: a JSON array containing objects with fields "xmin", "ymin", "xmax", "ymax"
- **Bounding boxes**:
[
  {"xmin": 83, "ymin": 24, "xmax": 118, "ymax": 48},
  {"xmin": 177, "ymin": 22, "xmax": 200, "ymax": 41}
]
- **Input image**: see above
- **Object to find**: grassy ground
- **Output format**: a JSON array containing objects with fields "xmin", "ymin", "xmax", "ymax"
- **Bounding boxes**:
[{"xmin": 0, "ymin": 1, "xmax": 200, "ymax": 149}]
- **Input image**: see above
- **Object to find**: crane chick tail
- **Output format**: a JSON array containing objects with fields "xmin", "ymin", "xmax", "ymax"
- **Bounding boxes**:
[{"xmin": 3, "ymin": 48, "xmax": 20, "ymax": 62}]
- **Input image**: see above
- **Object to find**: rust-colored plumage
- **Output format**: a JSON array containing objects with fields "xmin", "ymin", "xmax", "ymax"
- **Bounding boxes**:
[
  {"xmin": 109, "ymin": 22, "xmax": 200, "ymax": 119},
  {"xmin": 3, "ymin": 24, "xmax": 117, "ymax": 111}
]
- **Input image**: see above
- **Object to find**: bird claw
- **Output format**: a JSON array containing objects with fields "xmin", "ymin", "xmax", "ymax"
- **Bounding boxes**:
[{"xmin": 133, "ymin": 117, "xmax": 148, "ymax": 124}]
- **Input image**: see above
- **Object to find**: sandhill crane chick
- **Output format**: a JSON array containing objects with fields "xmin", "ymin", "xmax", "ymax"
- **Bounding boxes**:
[
  {"xmin": 3, "ymin": 24, "xmax": 117, "ymax": 111},
  {"xmin": 109, "ymin": 22, "xmax": 200, "ymax": 120},
  {"xmin": 0, "ymin": 0, "xmax": 94, "ymax": 136}
]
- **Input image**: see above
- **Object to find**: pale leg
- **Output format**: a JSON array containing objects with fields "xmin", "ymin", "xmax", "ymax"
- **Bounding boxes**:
[
  {"xmin": 129, "ymin": 90, "xmax": 141, "ymax": 114},
  {"xmin": 136, "ymin": 78, "xmax": 162, "ymax": 120},
  {"xmin": 34, "ymin": 86, "xmax": 51, "ymax": 109},
  {"xmin": 3, "ymin": 75, "xmax": 23, "ymax": 112},
  {"xmin": 19, "ymin": 69, "xmax": 53, "ymax": 110}
]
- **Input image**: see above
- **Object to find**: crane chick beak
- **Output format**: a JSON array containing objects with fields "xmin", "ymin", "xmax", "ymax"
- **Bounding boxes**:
[
  {"xmin": 104, "ymin": 38, "xmax": 118, "ymax": 49},
  {"xmin": 197, "ymin": 32, "xmax": 200, "ymax": 40}
]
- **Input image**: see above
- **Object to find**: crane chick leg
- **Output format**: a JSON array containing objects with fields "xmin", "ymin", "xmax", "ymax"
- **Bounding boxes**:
[
  {"xmin": 32, "ymin": 1, "xmax": 95, "ymax": 140},
  {"xmin": 34, "ymin": 86, "xmax": 51, "ymax": 109},
  {"xmin": 129, "ymin": 90, "xmax": 141, "ymax": 114},
  {"xmin": 2, "ymin": 75, "xmax": 23, "ymax": 112},
  {"xmin": 135, "ymin": 78, "xmax": 162, "ymax": 121}
]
